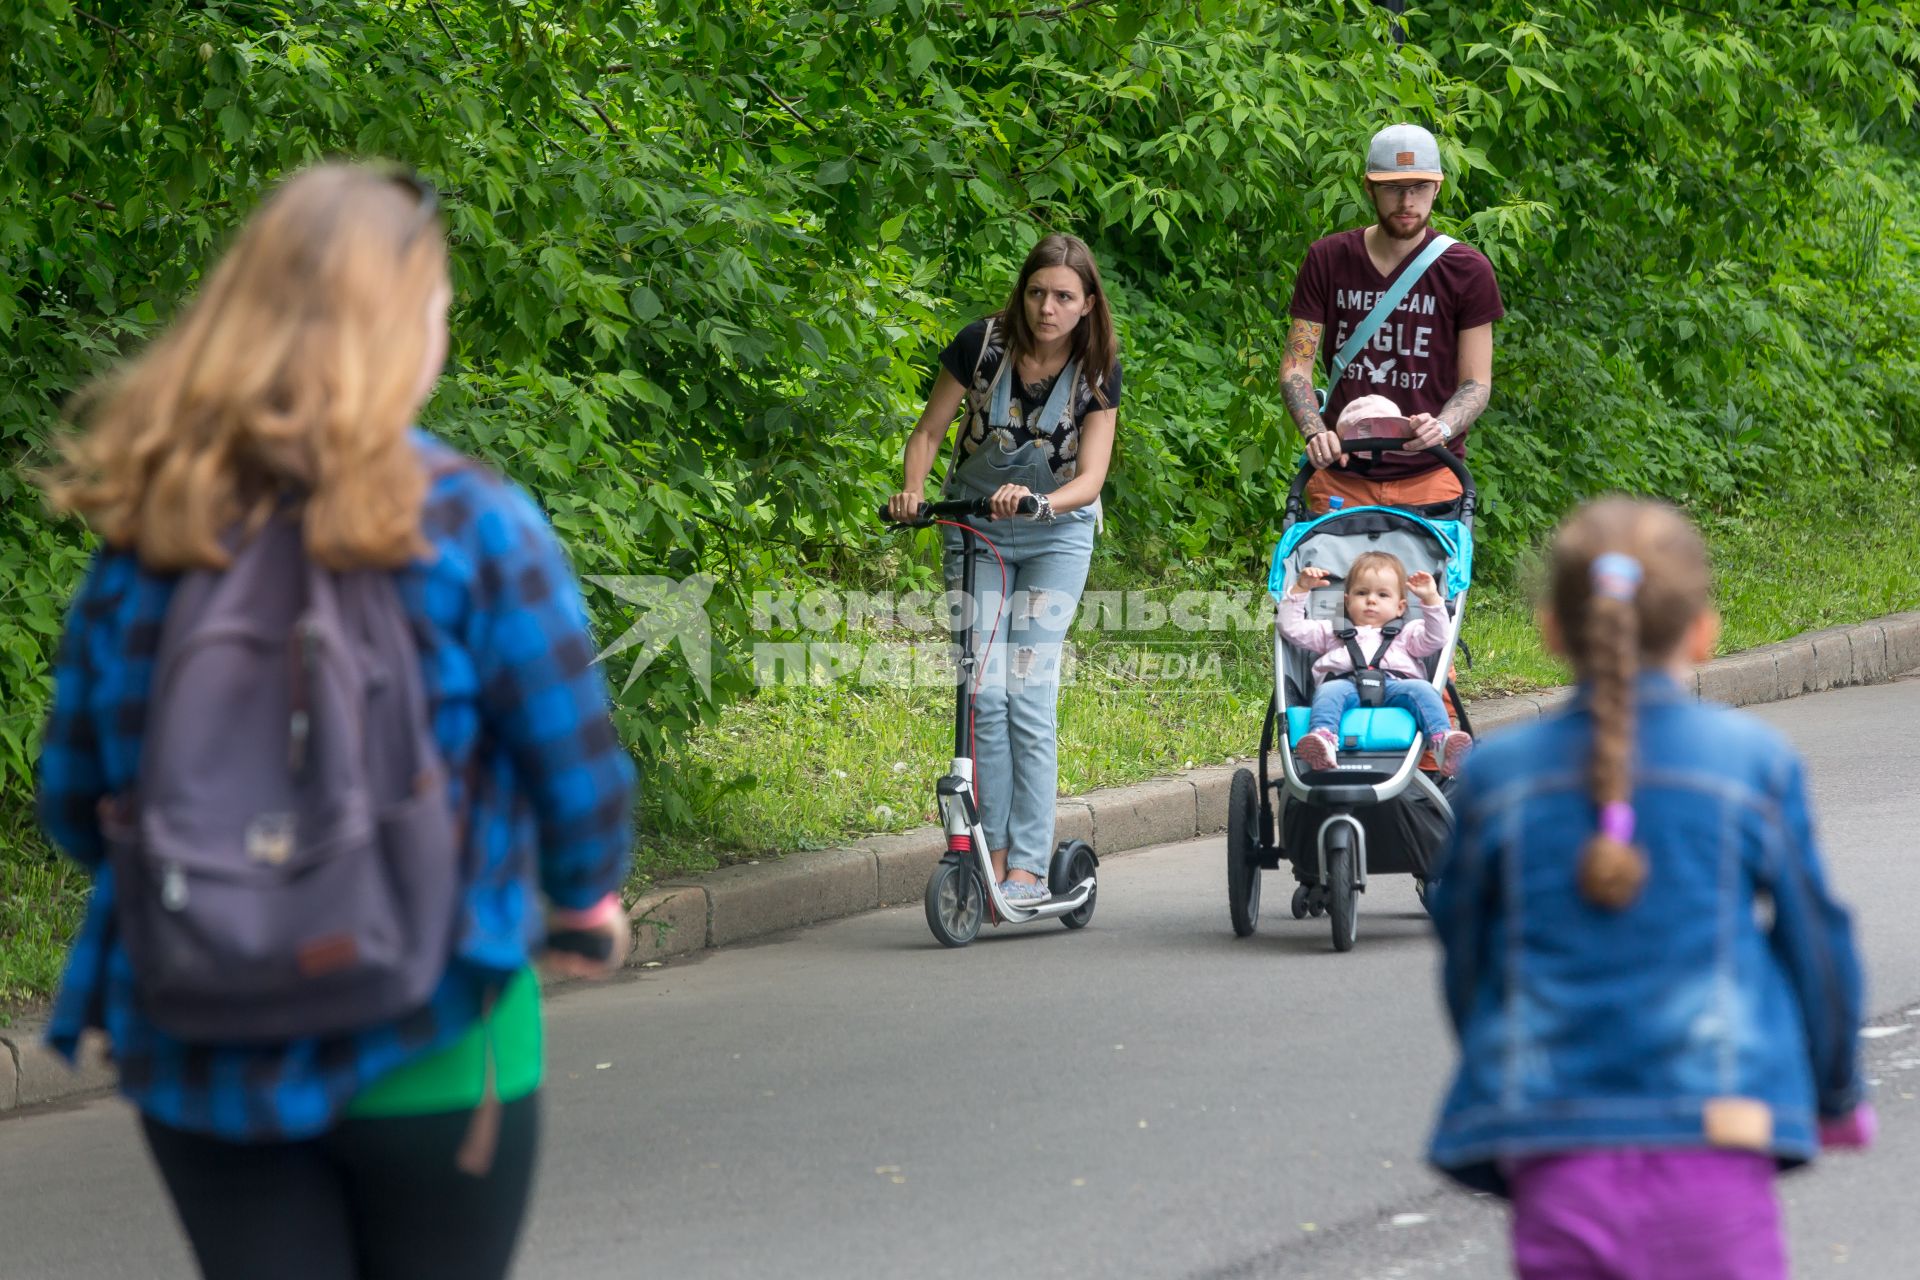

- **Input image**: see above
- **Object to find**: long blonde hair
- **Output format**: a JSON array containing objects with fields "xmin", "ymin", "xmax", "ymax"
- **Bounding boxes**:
[{"xmin": 42, "ymin": 163, "xmax": 449, "ymax": 571}]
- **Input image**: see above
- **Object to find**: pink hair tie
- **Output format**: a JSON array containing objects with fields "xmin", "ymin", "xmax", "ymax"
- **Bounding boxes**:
[{"xmin": 1599, "ymin": 801, "xmax": 1635, "ymax": 844}]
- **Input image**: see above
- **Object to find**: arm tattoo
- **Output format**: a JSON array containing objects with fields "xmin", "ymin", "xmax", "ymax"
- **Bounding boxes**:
[
  {"xmin": 1285, "ymin": 318, "xmax": 1323, "ymax": 364},
  {"xmin": 1281, "ymin": 373, "xmax": 1327, "ymax": 437},
  {"xmin": 1281, "ymin": 319, "xmax": 1328, "ymax": 436},
  {"xmin": 1437, "ymin": 378, "xmax": 1490, "ymax": 432}
]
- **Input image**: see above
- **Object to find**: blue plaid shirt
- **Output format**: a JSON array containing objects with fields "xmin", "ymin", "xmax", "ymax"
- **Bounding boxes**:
[{"xmin": 36, "ymin": 432, "xmax": 636, "ymax": 1141}]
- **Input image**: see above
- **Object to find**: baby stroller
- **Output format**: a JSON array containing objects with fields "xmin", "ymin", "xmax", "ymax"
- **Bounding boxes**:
[{"xmin": 1224, "ymin": 431, "xmax": 1476, "ymax": 952}]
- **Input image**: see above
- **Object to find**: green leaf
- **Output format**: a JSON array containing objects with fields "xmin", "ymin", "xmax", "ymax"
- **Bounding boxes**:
[
  {"xmin": 907, "ymin": 36, "xmax": 939, "ymax": 78},
  {"xmin": 216, "ymin": 104, "xmax": 251, "ymax": 144}
]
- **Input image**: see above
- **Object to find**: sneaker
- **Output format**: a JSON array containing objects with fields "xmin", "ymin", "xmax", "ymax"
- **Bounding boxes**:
[
  {"xmin": 1000, "ymin": 878, "xmax": 1051, "ymax": 903},
  {"xmin": 1433, "ymin": 730, "xmax": 1473, "ymax": 778},
  {"xmin": 1296, "ymin": 727, "xmax": 1340, "ymax": 773}
]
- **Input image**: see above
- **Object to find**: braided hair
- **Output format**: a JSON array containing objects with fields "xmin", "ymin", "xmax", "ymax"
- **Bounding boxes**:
[{"xmin": 1546, "ymin": 499, "xmax": 1712, "ymax": 909}]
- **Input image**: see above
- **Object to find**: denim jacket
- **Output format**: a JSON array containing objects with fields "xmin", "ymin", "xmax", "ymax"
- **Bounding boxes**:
[{"xmin": 1427, "ymin": 672, "xmax": 1865, "ymax": 1195}]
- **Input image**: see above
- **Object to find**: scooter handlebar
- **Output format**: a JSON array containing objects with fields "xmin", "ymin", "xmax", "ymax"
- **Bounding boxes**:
[{"xmin": 877, "ymin": 496, "xmax": 1039, "ymax": 527}]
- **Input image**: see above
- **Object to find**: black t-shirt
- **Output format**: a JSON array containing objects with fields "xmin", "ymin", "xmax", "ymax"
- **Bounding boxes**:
[{"xmin": 937, "ymin": 317, "xmax": 1123, "ymax": 485}]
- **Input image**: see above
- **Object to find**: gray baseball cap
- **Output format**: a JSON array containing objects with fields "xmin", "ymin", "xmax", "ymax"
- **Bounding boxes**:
[{"xmin": 1366, "ymin": 123, "xmax": 1444, "ymax": 183}]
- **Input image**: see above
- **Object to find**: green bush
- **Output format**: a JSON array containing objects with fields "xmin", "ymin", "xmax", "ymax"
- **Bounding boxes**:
[{"xmin": 4, "ymin": 0, "xmax": 1919, "ymax": 856}]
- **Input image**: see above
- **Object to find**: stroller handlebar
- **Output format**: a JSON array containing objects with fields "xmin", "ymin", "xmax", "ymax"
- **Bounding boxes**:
[
  {"xmin": 1284, "ymin": 441, "xmax": 1477, "ymax": 525},
  {"xmin": 878, "ymin": 496, "xmax": 1039, "ymax": 528}
]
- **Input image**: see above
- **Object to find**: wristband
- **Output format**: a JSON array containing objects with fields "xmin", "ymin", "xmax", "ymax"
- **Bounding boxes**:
[
  {"xmin": 1033, "ymin": 493, "xmax": 1056, "ymax": 524},
  {"xmin": 1436, "ymin": 419, "xmax": 1454, "ymax": 442},
  {"xmin": 548, "ymin": 891, "xmax": 623, "ymax": 930},
  {"xmin": 1820, "ymin": 1105, "xmax": 1877, "ymax": 1150}
]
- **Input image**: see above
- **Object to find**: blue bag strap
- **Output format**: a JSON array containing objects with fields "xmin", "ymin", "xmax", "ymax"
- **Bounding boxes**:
[{"xmin": 1318, "ymin": 234, "xmax": 1456, "ymax": 414}]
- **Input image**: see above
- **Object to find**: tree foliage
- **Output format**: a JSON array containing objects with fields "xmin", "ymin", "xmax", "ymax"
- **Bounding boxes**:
[{"xmin": 4, "ymin": 0, "xmax": 1919, "ymax": 832}]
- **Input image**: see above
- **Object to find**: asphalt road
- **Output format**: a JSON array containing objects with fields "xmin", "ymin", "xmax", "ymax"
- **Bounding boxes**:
[{"xmin": 2, "ymin": 675, "xmax": 1917, "ymax": 1279}]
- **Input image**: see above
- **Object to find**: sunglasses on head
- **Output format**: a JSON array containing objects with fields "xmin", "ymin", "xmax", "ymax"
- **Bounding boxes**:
[{"xmin": 386, "ymin": 169, "xmax": 441, "ymax": 246}]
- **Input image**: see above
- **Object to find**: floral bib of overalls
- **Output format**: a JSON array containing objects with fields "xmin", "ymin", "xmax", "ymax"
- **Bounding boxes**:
[{"xmin": 944, "ymin": 320, "xmax": 1099, "ymax": 528}]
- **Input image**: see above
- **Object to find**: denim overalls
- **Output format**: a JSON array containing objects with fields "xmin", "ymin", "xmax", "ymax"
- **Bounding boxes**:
[{"xmin": 941, "ymin": 343, "xmax": 1097, "ymax": 875}]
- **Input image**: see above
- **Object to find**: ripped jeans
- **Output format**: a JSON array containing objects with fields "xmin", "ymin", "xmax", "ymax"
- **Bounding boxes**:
[{"xmin": 944, "ymin": 512, "xmax": 1095, "ymax": 878}]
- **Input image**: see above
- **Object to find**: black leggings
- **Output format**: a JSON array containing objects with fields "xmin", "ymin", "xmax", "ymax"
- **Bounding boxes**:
[{"xmin": 140, "ymin": 1096, "xmax": 539, "ymax": 1280}]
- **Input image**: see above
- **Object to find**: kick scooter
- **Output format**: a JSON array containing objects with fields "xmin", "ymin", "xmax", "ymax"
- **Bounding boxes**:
[{"xmin": 878, "ymin": 495, "xmax": 1099, "ymax": 947}]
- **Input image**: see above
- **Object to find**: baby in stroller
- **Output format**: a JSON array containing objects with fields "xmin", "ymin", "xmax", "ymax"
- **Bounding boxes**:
[{"xmin": 1279, "ymin": 550, "xmax": 1473, "ymax": 776}]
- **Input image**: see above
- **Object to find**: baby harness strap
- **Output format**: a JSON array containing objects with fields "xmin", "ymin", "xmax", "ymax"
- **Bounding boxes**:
[{"xmin": 1334, "ymin": 620, "xmax": 1403, "ymax": 707}]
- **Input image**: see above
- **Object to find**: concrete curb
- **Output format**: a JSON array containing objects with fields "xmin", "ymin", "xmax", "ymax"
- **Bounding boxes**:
[
  {"xmin": 6, "ymin": 610, "xmax": 1917, "ymax": 1118},
  {"xmin": 0, "ymin": 1030, "xmax": 117, "ymax": 1116}
]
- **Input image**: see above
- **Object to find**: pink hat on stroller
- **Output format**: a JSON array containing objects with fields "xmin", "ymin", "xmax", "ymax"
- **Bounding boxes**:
[{"xmin": 1336, "ymin": 394, "xmax": 1402, "ymax": 430}]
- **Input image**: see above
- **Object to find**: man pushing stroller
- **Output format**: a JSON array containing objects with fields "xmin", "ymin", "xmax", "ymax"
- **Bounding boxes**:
[{"xmin": 1280, "ymin": 122, "xmax": 1504, "ymax": 515}]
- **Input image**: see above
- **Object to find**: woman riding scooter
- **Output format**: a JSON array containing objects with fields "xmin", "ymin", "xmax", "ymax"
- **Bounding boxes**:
[{"xmin": 884, "ymin": 233, "xmax": 1121, "ymax": 903}]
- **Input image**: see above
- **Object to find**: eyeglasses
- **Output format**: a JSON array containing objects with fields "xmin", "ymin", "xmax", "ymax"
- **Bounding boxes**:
[
  {"xmin": 1373, "ymin": 180, "xmax": 1437, "ymax": 203},
  {"xmin": 387, "ymin": 169, "xmax": 441, "ymax": 246}
]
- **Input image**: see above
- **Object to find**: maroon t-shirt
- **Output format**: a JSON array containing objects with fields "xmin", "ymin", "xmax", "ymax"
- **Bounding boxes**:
[{"xmin": 1288, "ymin": 226, "xmax": 1504, "ymax": 480}]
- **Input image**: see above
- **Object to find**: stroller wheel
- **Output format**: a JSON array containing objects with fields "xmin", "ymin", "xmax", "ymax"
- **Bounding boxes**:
[
  {"xmin": 1326, "ymin": 831, "xmax": 1359, "ymax": 953},
  {"xmin": 1226, "ymin": 769, "xmax": 1261, "ymax": 937},
  {"xmin": 1290, "ymin": 884, "xmax": 1310, "ymax": 920}
]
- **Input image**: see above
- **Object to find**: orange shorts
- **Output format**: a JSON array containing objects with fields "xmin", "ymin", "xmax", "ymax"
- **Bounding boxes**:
[{"xmin": 1305, "ymin": 466, "xmax": 1462, "ymax": 515}]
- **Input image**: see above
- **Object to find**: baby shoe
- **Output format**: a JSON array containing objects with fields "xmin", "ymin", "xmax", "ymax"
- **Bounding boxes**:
[{"xmin": 1296, "ymin": 727, "xmax": 1340, "ymax": 773}]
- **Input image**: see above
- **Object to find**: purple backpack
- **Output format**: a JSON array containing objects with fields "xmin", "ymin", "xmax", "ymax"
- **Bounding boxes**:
[{"xmin": 104, "ymin": 512, "xmax": 463, "ymax": 1042}]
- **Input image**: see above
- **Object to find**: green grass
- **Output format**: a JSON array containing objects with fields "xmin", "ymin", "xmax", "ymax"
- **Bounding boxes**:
[
  {"xmin": 639, "ymin": 464, "xmax": 1920, "ymax": 885},
  {"xmin": 3, "ymin": 466, "xmax": 1916, "ymax": 1008},
  {"xmin": 0, "ymin": 817, "xmax": 86, "ymax": 1020}
]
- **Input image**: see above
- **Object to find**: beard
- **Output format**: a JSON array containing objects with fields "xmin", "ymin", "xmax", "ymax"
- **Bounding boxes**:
[{"xmin": 1377, "ymin": 209, "xmax": 1431, "ymax": 242}]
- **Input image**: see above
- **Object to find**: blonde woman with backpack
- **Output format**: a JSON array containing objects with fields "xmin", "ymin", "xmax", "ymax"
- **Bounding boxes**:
[{"xmin": 35, "ymin": 163, "xmax": 635, "ymax": 1280}]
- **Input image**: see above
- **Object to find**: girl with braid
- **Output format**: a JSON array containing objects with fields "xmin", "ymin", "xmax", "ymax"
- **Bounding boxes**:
[{"xmin": 1425, "ymin": 498, "xmax": 1871, "ymax": 1280}]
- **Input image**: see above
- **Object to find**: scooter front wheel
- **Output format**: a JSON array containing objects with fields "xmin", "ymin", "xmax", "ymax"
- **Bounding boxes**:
[{"xmin": 925, "ymin": 858, "xmax": 985, "ymax": 948}]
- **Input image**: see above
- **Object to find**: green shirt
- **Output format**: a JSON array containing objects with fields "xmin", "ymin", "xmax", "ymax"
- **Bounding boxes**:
[{"xmin": 347, "ymin": 966, "xmax": 542, "ymax": 1117}]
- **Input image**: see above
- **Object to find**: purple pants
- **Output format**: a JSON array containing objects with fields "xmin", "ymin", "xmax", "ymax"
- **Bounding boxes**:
[{"xmin": 1508, "ymin": 1150, "xmax": 1784, "ymax": 1279}]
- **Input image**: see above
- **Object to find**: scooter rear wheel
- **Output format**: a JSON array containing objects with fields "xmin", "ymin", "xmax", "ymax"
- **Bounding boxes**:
[
  {"xmin": 925, "ymin": 858, "xmax": 985, "ymax": 948},
  {"xmin": 1051, "ymin": 840, "xmax": 1099, "ymax": 930}
]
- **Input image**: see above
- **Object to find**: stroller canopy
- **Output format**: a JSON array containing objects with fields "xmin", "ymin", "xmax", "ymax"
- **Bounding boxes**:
[{"xmin": 1268, "ymin": 506, "xmax": 1475, "ymax": 603}]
